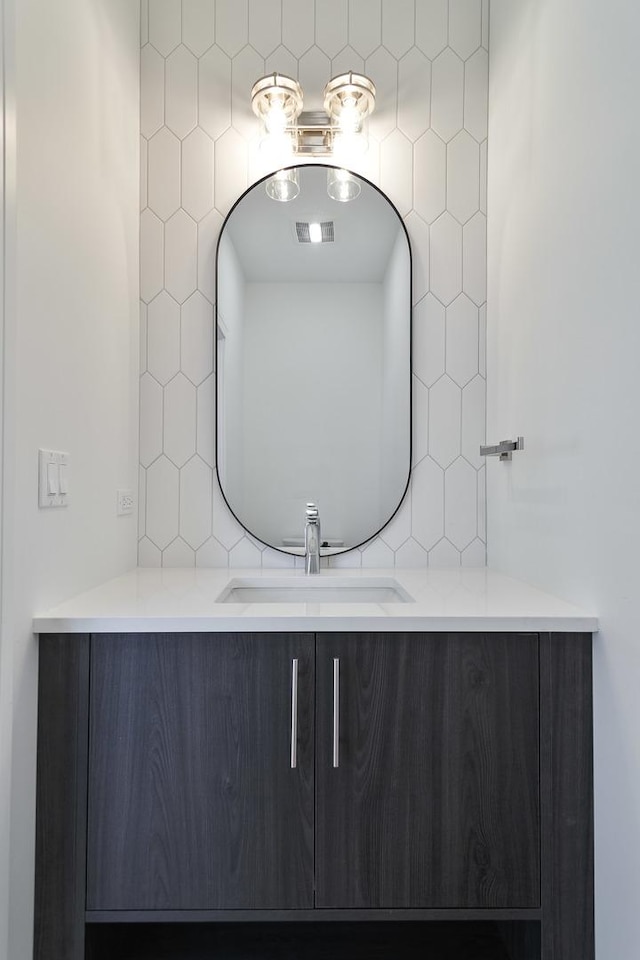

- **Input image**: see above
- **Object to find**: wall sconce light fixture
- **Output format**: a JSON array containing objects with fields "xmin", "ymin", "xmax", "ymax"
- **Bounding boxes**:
[{"xmin": 251, "ymin": 71, "xmax": 376, "ymax": 160}]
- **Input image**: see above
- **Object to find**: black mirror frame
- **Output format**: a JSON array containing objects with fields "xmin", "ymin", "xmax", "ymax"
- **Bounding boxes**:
[{"xmin": 214, "ymin": 162, "xmax": 413, "ymax": 558}]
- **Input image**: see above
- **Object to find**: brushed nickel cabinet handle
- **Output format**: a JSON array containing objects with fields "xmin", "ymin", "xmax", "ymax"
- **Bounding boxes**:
[
  {"xmin": 333, "ymin": 658, "xmax": 340, "ymax": 768},
  {"xmin": 290, "ymin": 658, "xmax": 299, "ymax": 769}
]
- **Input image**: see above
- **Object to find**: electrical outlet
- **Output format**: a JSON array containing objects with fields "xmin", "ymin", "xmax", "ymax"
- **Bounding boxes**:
[{"xmin": 117, "ymin": 488, "xmax": 134, "ymax": 516}]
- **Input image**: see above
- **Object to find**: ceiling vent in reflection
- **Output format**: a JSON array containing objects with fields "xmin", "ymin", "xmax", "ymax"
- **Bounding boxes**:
[{"xmin": 295, "ymin": 221, "xmax": 335, "ymax": 243}]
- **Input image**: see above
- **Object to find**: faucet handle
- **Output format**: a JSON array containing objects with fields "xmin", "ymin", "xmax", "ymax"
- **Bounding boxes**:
[{"xmin": 306, "ymin": 502, "xmax": 319, "ymax": 521}]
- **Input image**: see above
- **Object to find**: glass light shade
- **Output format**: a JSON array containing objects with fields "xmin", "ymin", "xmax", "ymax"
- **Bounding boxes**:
[
  {"xmin": 323, "ymin": 72, "xmax": 376, "ymax": 128},
  {"xmin": 252, "ymin": 74, "xmax": 303, "ymax": 168},
  {"xmin": 335, "ymin": 98, "xmax": 361, "ymax": 135},
  {"xmin": 326, "ymin": 168, "xmax": 361, "ymax": 203},
  {"xmin": 251, "ymin": 74, "xmax": 303, "ymax": 127},
  {"xmin": 259, "ymin": 130, "xmax": 297, "ymax": 171},
  {"xmin": 332, "ymin": 127, "xmax": 368, "ymax": 163},
  {"xmin": 264, "ymin": 98, "xmax": 289, "ymax": 134},
  {"xmin": 266, "ymin": 168, "xmax": 300, "ymax": 202}
]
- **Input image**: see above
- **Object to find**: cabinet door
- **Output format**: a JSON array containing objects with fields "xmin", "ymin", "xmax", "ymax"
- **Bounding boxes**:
[
  {"xmin": 87, "ymin": 633, "xmax": 314, "ymax": 910},
  {"xmin": 315, "ymin": 633, "xmax": 540, "ymax": 908}
]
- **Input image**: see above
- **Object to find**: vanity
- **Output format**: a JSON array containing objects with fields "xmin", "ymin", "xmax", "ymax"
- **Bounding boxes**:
[
  {"xmin": 33, "ymin": 161, "xmax": 594, "ymax": 960},
  {"xmin": 33, "ymin": 567, "xmax": 596, "ymax": 960}
]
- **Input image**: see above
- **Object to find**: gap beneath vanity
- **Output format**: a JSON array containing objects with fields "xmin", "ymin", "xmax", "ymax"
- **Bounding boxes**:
[{"xmin": 84, "ymin": 920, "xmax": 541, "ymax": 960}]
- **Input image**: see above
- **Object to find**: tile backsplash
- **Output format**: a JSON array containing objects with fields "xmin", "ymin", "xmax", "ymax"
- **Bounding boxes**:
[{"xmin": 139, "ymin": 0, "xmax": 488, "ymax": 569}]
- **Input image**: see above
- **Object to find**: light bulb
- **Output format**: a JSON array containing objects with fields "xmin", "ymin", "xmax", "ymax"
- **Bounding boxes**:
[
  {"xmin": 265, "ymin": 98, "xmax": 288, "ymax": 134},
  {"xmin": 309, "ymin": 223, "xmax": 322, "ymax": 243},
  {"xmin": 338, "ymin": 97, "xmax": 361, "ymax": 134}
]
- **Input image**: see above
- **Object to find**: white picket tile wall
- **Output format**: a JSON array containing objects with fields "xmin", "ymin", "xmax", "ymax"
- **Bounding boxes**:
[{"xmin": 139, "ymin": 0, "xmax": 488, "ymax": 569}]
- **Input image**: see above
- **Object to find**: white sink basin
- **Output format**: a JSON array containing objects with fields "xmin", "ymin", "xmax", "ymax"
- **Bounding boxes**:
[{"xmin": 216, "ymin": 577, "xmax": 414, "ymax": 604}]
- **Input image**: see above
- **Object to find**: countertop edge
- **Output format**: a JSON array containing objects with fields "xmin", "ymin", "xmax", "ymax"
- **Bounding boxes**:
[{"xmin": 33, "ymin": 615, "xmax": 599, "ymax": 634}]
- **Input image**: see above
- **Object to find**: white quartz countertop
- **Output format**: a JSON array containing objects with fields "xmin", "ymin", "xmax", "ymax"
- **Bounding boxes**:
[{"xmin": 33, "ymin": 567, "xmax": 598, "ymax": 634}]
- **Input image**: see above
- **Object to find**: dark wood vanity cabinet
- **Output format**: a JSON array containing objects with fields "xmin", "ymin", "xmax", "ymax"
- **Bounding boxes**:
[
  {"xmin": 86, "ymin": 634, "xmax": 315, "ymax": 911},
  {"xmin": 35, "ymin": 631, "xmax": 594, "ymax": 960},
  {"xmin": 315, "ymin": 633, "xmax": 539, "ymax": 909}
]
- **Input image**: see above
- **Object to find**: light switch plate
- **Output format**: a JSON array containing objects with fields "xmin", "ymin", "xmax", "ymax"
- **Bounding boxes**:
[{"xmin": 38, "ymin": 449, "xmax": 69, "ymax": 508}]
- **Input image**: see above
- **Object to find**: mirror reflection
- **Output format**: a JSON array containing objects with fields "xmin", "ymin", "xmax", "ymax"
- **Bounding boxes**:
[{"xmin": 216, "ymin": 164, "xmax": 411, "ymax": 555}]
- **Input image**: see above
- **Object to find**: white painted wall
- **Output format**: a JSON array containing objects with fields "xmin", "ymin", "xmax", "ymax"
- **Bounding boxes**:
[
  {"xmin": 488, "ymin": 2, "xmax": 640, "ymax": 956},
  {"xmin": 0, "ymin": 1, "xmax": 139, "ymax": 956},
  {"xmin": 0, "ymin": 0, "xmax": 12, "ymax": 953}
]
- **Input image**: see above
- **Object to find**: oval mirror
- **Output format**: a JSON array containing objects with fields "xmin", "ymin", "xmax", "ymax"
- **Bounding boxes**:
[{"xmin": 216, "ymin": 164, "xmax": 411, "ymax": 556}]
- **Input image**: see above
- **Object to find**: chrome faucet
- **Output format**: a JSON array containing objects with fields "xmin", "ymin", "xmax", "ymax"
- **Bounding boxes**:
[{"xmin": 304, "ymin": 502, "xmax": 321, "ymax": 575}]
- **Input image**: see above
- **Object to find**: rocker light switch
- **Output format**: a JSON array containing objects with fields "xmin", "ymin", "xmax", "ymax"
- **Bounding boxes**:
[
  {"xmin": 39, "ymin": 450, "xmax": 69, "ymax": 508},
  {"xmin": 46, "ymin": 462, "xmax": 58, "ymax": 496},
  {"xmin": 58, "ymin": 463, "xmax": 69, "ymax": 495}
]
